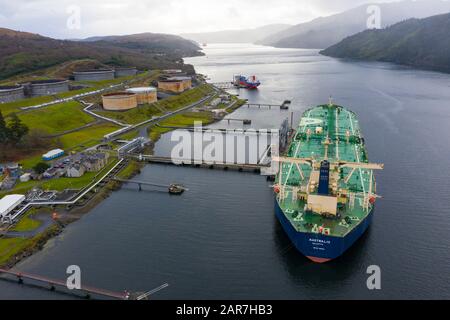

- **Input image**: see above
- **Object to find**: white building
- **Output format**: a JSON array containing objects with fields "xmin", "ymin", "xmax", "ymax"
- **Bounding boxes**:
[
  {"xmin": 20, "ymin": 173, "xmax": 31, "ymax": 182},
  {"xmin": 43, "ymin": 149, "xmax": 65, "ymax": 161},
  {"xmin": 0, "ymin": 194, "xmax": 26, "ymax": 219}
]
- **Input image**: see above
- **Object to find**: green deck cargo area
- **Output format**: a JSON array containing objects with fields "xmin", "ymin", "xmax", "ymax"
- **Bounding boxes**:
[{"xmin": 275, "ymin": 103, "xmax": 383, "ymax": 238}]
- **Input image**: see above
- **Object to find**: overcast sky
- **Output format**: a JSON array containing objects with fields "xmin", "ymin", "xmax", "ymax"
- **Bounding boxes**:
[{"xmin": 0, "ymin": 0, "xmax": 401, "ymax": 38}]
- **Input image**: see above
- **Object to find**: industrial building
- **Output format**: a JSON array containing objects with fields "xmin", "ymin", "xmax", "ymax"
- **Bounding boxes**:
[
  {"xmin": 73, "ymin": 69, "xmax": 115, "ymax": 82},
  {"xmin": 0, "ymin": 85, "xmax": 25, "ymax": 103},
  {"xmin": 27, "ymin": 79, "xmax": 69, "ymax": 97},
  {"xmin": 115, "ymin": 67, "xmax": 138, "ymax": 78},
  {"xmin": 43, "ymin": 149, "xmax": 65, "ymax": 161},
  {"xmin": 102, "ymin": 92, "xmax": 138, "ymax": 111},
  {"xmin": 0, "ymin": 194, "xmax": 25, "ymax": 219},
  {"xmin": 126, "ymin": 87, "xmax": 157, "ymax": 105},
  {"xmin": 158, "ymin": 77, "xmax": 192, "ymax": 93}
]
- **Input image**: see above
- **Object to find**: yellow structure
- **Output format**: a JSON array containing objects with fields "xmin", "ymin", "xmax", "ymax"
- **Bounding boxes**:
[
  {"xmin": 126, "ymin": 87, "xmax": 157, "ymax": 105},
  {"xmin": 158, "ymin": 77, "xmax": 192, "ymax": 93},
  {"xmin": 102, "ymin": 92, "xmax": 138, "ymax": 111}
]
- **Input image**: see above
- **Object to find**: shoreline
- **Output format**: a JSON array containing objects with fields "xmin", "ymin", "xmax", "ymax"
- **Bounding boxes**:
[{"xmin": 0, "ymin": 89, "xmax": 246, "ymax": 270}]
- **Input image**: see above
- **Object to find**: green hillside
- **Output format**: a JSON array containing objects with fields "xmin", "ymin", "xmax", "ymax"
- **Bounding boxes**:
[
  {"xmin": 0, "ymin": 28, "xmax": 201, "ymax": 80},
  {"xmin": 320, "ymin": 13, "xmax": 450, "ymax": 73}
]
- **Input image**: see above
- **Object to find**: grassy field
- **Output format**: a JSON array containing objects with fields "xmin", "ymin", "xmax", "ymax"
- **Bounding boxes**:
[
  {"xmin": 155, "ymin": 84, "xmax": 214, "ymax": 112},
  {"xmin": 57, "ymin": 122, "xmax": 119, "ymax": 150},
  {"xmin": 0, "ymin": 237, "xmax": 29, "ymax": 265},
  {"xmin": 116, "ymin": 161, "xmax": 141, "ymax": 180},
  {"xmin": 96, "ymin": 105, "xmax": 163, "ymax": 125},
  {"xmin": 19, "ymin": 101, "xmax": 95, "ymax": 135},
  {"xmin": 0, "ymin": 95, "xmax": 54, "ymax": 116},
  {"xmin": 0, "ymin": 225, "xmax": 59, "ymax": 267},
  {"xmin": 10, "ymin": 209, "xmax": 43, "ymax": 232},
  {"xmin": 55, "ymin": 87, "xmax": 97, "ymax": 99},
  {"xmin": 118, "ymin": 130, "xmax": 139, "ymax": 141},
  {"xmin": 149, "ymin": 111, "xmax": 214, "ymax": 141}
]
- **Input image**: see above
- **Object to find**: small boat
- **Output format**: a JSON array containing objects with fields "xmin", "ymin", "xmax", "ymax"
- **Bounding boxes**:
[
  {"xmin": 168, "ymin": 184, "xmax": 185, "ymax": 195},
  {"xmin": 280, "ymin": 100, "xmax": 291, "ymax": 110}
]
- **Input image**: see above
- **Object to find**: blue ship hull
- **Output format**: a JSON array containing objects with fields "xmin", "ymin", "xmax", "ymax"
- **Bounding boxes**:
[{"xmin": 275, "ymin": 199, "xmax": 373, "ymax": 263}]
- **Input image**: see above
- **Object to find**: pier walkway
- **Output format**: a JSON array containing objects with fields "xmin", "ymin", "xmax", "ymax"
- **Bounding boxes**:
[
  {"xmin": 129, "ymin": 154, "xmax": 270, "ymax": 173},
  {"xmin": 0, "ymin": 268, "xmax": 130, "ymax": 300}
]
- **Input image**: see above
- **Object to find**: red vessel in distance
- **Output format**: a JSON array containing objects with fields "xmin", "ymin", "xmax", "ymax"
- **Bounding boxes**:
[{"xmin": 233, "ymin": 75, "xmax": 261, "ymax": 89}]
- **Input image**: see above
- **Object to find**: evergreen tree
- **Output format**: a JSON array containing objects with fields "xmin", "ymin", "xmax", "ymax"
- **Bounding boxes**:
[{"xmin": 7, "ymin": 113, "xmax": 29, "ymax": 144}]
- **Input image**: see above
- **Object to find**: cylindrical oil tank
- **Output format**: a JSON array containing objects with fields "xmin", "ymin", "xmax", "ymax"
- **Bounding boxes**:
[
  {"xmin": 158, "ymin": 80, "xmax": 184, "ymax": 93},
  {"xmin": 0, "ymin": 85, "xmax": 25, "ymax": 103},
  {"xmin": 73, "ymin": 69, "xmax": 115, "ymax": 82},
  {"xmin": 102, "ymin": 92, "xmax": 138, "ymax": 111},
  {"xmin": 167, "ymin": 76, "xmax": 192, "ymax": 91},
  {"xmin": 115, "ymin": 67, "xmax": 138, "ymax": 78},
  {"xmin": 125, "ymin": 87, "xmax": 157, "ymax": 105},
  {"xmin": 29, "ymin": 79, "xmax": 69, "ymax": 97}
]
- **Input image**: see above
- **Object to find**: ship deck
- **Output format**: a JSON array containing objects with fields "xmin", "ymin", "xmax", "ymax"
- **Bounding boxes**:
[{"xmin": 277, "ymin": 104, "xmax": 376, "ymax": 238}]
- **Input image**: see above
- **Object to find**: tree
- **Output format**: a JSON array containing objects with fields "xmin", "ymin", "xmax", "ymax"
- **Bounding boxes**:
[
  {"xmin": 7, "ymin": 113, "xmax": 29, "ymax": 144},
  {"xmin": 0, "ymin": 110, "xmax": 8, "ymax": 144},
  {"xmin": 33, "ymin": 162, "xmax": 50, "ymax": 174}
]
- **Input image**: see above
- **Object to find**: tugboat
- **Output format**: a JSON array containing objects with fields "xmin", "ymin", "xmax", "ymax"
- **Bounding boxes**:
[
  {"xmin": 168, "ymin": 184, "xmax": 185, "ymax": 195},
  {"xmin": 280, "ymin": 100, "xmax": 291, "ymax": 110}
]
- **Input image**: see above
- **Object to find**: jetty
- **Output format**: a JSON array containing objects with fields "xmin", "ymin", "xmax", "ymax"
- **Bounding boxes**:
[
  {"xmin": 111, "ymin": 178, "xmax": 185, "ymax": 194},
  {"xmin": 129, "ymin": 154, "xmax": 270, "ymax": 173},
  {"xmin": 245, "ymin": 103, "xmax": 290, "ymax": 110},
  {"xmin": 0, "ymin": 268, "xmax": 130, "ymax": 300}
]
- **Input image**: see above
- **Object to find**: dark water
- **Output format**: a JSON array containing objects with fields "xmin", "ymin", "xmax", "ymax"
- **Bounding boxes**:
[{"xmin": 1, "ymin": 44, "xmax": 450, "ymax": 299}]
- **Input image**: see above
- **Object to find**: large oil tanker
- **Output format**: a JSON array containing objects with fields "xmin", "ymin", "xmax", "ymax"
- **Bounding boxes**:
[{"xmin": 273, "ymin": 100, "xmax": 383, "ymax": 263}]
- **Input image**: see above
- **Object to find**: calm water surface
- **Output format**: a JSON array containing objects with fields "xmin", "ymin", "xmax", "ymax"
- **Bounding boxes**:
[{"xmin": 1, "ymin": 44, "xmax": 450, "ymax": 299}]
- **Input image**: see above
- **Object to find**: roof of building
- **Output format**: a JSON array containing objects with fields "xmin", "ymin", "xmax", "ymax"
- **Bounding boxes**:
[
  {"xmin": 102, "ymin": 92, "xmax": 136, "ymax": 98},
  {"xmin": 0, "ymin": 85, "xmax": 23, "ymax": 92},
  {"xmin": 43, "ymin": 149, "xmax": 64, "ymax": 158},
  {"xmin": 126, "ymin": 87, "xmax": 157, "ymax": 93},
  {"xmin": 0, "ymin": 194, "xmax": 25, "ymax": 214},
  {"xmin": 73, "ymin": 69, "xmax": 114, "ymax": 74},
  {"xmin": 166, "ymin": 76, "xmax": 191, "ymax": 81}
]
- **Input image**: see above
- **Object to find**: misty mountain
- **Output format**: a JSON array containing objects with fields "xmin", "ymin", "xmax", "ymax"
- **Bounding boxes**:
[
  {"xmin": 181, "ymin": 24, "xmax": 292, "ymax": 44},
  {"xmin": 0, "ymin": 28, "xmax": 201, "ymax": 80},
  {"xmin": 258, "ymin": 0, "xmax": 450, "ymax": 49},
  {"xmin": 320, "ymin": 13, "xmax": 450, "ymax": 73}
]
